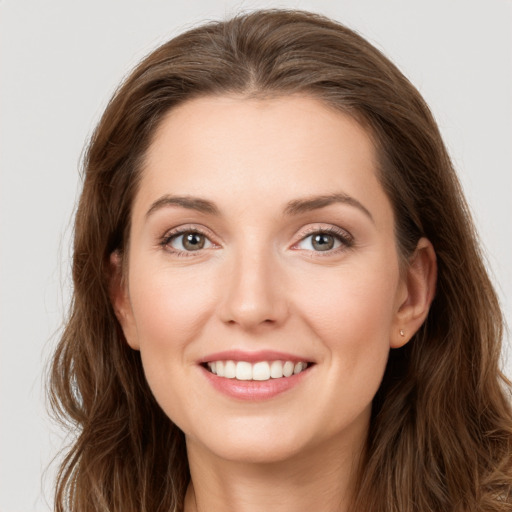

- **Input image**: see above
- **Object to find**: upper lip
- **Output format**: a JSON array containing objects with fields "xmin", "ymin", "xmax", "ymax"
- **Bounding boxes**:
[{"xmin": 198, "ymin": 349, "xmax": 314, "ymax": 364}]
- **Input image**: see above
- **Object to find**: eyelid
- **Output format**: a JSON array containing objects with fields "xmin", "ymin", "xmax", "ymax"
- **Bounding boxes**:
[
  {"xmin": 158, "ymin": 223, "xmax": 353, "ymax": 256},
  {"xmin": 159, "ymin": 224, "xmax": 220, "ymax": 255},
  {"xmin": 291, "ymin": 224, "xmax": 354, "ymax": 252}
]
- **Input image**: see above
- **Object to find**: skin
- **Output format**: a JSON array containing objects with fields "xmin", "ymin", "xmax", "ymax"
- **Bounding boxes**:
[{"xmin": 112, "ymin": 95, "xmax": 436, "ymax": 512}]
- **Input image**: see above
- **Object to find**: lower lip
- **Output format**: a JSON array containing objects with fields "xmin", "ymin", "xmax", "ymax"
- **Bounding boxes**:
[{"xmin": 201, "ymin": 365, "xmax": 312, "ymax": 401}]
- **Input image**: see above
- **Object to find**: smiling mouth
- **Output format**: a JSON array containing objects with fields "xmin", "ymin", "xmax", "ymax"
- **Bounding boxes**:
[{"xmin": 203, "ymin": 360, "xmax": 311, "ymax": 381}]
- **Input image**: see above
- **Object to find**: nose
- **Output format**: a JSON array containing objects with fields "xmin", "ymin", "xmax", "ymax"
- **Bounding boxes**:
[{"xmin": 218, "ymin": 245, "xmax": 289, "ymax": 330}]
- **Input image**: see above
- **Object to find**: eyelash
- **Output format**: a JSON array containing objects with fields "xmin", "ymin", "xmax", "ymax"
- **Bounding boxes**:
[
  {"xmin": 293, "ymin": 226, "xmax": 354, "ymax": 256},
  {"xmin": 159, "ymin": 226, "xmax": 215, "ymax": 257},
  {"xmin": 159, "ymin": 225, "xmax": 354, "ymax": 257}
]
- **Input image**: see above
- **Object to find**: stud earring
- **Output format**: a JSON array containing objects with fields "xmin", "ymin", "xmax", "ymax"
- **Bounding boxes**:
[{"xmin": 399, "ymin": 329, "xmax": 405, "ymax": 337}]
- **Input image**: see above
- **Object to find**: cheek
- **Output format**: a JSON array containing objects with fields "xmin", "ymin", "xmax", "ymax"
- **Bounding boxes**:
[
  {"xmin": 127, "ymin": 264, "xmax": 219, "ymax": 424},
  {"xmin": 297, "ymin": 258, "xmax": 398, "ymax": 335},
  {"xmin": 129, "ymin": 264, "xmax": 215, "ymax": 348},
  {"xmin": 291, "ymin": 264, "xmax": 398, "ymax": 433},
  {"xmin": 294, "ymin": 260, "xmax": 399, "ymax": 384}
]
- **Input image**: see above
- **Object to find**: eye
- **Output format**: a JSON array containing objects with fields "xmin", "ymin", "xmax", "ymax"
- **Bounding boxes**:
[
  {"xmin": 165, "ymin": 231, "xmax": 213, "ymax": 252},
  {"xmin": 295, "ymin": 228, "xmax": 353, "ymax": 253}
]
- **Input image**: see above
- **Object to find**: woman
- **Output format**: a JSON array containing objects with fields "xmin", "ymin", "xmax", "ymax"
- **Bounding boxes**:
[{"xmin": 49, "ymin": 9, "xmax": 512, "ymax": 512}]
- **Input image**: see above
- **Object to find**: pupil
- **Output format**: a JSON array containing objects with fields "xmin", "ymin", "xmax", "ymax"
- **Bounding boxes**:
[
  {"xmin": 312, "ymin": 234, "xmax": 334, "ymax": 251},
  {"xmin": 183, "ymin": 233, "xmax": 204, "ymax": 250}
]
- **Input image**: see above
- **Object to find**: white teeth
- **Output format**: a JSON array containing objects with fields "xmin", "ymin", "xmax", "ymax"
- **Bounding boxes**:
[
  {"xmin": 294, "ymin": 362, "xmax": 306, "ymax": 374},
  {"xmin": 224, "ymin": 360, "xmax": 236, "ymax": 379},
  {"xmin": 206, "ymin": 359, "xmax": 309, "ymax": 381},
  {"xmin": 270, "ymin": 360, "xmax": 283, "ymax": 378},
  {"xmin": 236, "ymin": 361, "xmax": 252, "ymax": 380},
  {"xmin": 283, "ymin": 361, "xmax": 294, "ymax": 377},
  {"xmin": 252, "ymin": 361, "xmax": 270, "ymax": 381}
]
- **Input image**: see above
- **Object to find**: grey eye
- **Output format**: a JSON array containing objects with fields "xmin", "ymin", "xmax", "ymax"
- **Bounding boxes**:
[
  {"xmin": 170, "ymin": 232, "xmax": 211, "ymax": 251},
  {"xmin": 296, "ymin": 232, "xmax": 342, "ymax": 252},
  {"xmin": 311, "ymin": 233, "xmax": 335, "ymax": 251}
]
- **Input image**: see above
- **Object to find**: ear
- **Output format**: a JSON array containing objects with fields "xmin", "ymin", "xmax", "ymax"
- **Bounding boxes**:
[
  {"xmin": 391, "ymin": 237, "xmax": 437, "ymax": 348},
  {"xmin": 109, "ymin": 251, "xmax": 140, "ymax": 350}
]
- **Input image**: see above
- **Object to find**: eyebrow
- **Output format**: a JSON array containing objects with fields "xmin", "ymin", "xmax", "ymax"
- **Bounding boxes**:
[
  {"xmin": 145, "ymin": 192, "xmax": 374, "ymax": 222},
  {"xmin": 146, "ymin": 195, "xmax": 220, "ymax": 218},
  {"xmin": 284, "ymin": 193, "xmax": 374, "ymax": 223}
]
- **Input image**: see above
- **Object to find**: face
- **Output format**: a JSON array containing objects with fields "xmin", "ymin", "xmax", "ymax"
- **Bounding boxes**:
[{"xmin": 114, "ymin": 95, "xmax": 418, "ymax": 464}]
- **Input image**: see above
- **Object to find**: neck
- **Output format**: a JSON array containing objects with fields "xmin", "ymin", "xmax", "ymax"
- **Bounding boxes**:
[{"xmin": 184, "ymin": 428, "xmax": 366, "ymax": 512}]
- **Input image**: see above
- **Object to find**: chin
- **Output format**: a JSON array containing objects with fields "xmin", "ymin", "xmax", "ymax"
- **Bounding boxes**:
[
  {"xmin": 204, "ymin": 437, "xmax": 308, "ymax": 465},
  {"xmin": 185, "ymin": 413, "xmax": 347, "ymax": 466}
]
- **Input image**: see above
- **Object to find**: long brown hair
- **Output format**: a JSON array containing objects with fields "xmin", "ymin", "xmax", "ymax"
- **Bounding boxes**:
[{"xmin": 49, "ymin": 9, "xmax": 512, "ymax": 511}]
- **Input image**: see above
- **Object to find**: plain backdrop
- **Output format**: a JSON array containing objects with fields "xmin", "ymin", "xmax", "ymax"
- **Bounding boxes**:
[{"xmin": 1, "ymin": 1, "xmax": 511, "ymax": 510}]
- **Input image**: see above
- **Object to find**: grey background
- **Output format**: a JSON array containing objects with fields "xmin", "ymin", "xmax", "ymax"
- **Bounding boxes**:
[{"xmin": 1, "ymin": 1, "xmax": 511, "ymax": 510}]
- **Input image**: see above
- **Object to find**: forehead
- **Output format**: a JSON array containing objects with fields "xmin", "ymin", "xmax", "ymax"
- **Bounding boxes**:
[{"xmin": 134, "ymin": 94, "xmax": 391, "ymax": 226}]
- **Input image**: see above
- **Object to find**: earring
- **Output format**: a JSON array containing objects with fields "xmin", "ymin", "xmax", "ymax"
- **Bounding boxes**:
[{"xmin": 399, "ymin": 329, "xmax": 405, "ymax": 337}]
